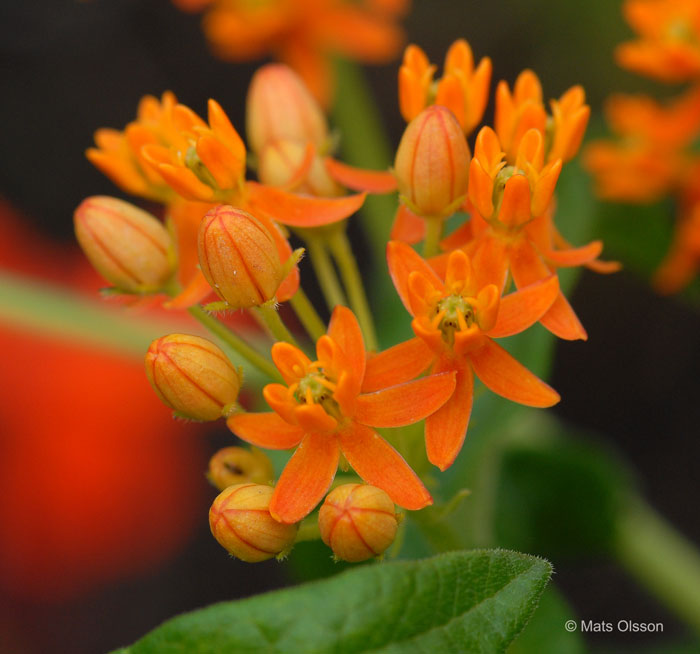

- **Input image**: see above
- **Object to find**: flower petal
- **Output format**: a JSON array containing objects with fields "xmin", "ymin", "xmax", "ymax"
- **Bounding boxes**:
[
  {"xmin": 387, "ymin": 240, "xmax": 444, "ymax": 315},
  {"xmin": 338, "ymin": 422, "xmax": 432, "ymax": 510},
  {"xmin": 328, "ymin": 306, "xmax": 366, "ymax": 384},
  {"xmin": 469, "ymin": 338, "xmax": 560, "ymax": 407},
  {"xmin": 489, "ymin": 275, "xmax": 559, "ymax": 338},
  {"xmin": 362, "ymin": 337, "xmax": 435, "ymax": 392},
  {"xmin": 391, "ymin": 204, "xmax": 426, "ymax": 244},
  {"xmin": 245, "ymin": 182, "xmax": 365, "ymax": 228},
  {"xmin": 270, "ymin": 432, "xmax": 340, "ymax": 524},
  {"xmin": 425, "ymin": 358, "xmax": 473, "ymax": 470},
  {"xmin": 324, "ymin": 157, "xmax": 398, "ymax": 193},
  {"xmin": 227, "ymin": 412, "xmax": 305, "ymax": 449},
  {"xmin": 271, "ymin": 342, "xmax": 312, "ymax": 384},
  {"xmin": 542, "ymin": 240, "xmax": 603, "ymax": 267},
  {"xmin": 163, "ymin": 270, "xmax": 214, "ymax": 309},
  {"xmin": 355, "ymin": 371, "xmax": 456, "ymax": 428},
  {"xmin": 540, "ymin": 292, "xmax": 588, "ymax": 341}
]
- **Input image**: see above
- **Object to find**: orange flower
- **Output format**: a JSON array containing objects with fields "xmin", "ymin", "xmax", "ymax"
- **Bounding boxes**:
[
  {"xmin": 616, "ymin": 0, "xmax": 700, "ymax": 82},
  {"xmin": 398, "ymin": 39, "xmax": 492, "ymax": 134},
  {"xmin": 364, "ymin": 242, "xmax": 559, "ymax": 471},
  {"xmin": 185, "ymin": 0, "xmax": 410, "ymax": 106},
  {"xmin": 495, "ymin": 70, "xmax": 589, "ymax": 165},
  {"xmin": 653, "ymin": 201, "xmax": 700, "ymax": 292},
  {"xmin": 227, "ymin": 306, "xmax": 457, "ymax": 523}
]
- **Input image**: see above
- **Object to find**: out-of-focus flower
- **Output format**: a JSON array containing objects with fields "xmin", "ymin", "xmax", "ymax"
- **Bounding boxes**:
[
  {"xmin": 495, "ymin": 70, "xmax": 589, "ymax": 166},
  {"xmin": 74, "ymin": 196, "xmax": 176, "ymax": 295},
  {"xmin": 228, "ymin": 306, "xmax": 456, "ymax": 524},
  {"xmin": 209, "ymin": 484, "xmax": 298, "ymax": 562},
  {"xmin": 616, "ymin": 0, "xmax": 700, "ymax": 82},
  {"xmin": 365, "ymin": 242, "xmax": 559, "ymax": 470},
  {"xmin": 318, "ymin": 484, "xmax": 398, "ymax": 562},
  {"xmin": 399, "ymin": 39, "xmax": 491, "ymax": 134},
  {"xmin": 177, "ymin": 0, "xmax": 410, "ymax": 106},
  {"xmin": 653, "ymin": 199, "xmax": 700, "ymax": 292},
  {"xmin": 145, "ymin": 333, "xmax": 241, "ymax": 420},
  {"xmin": 207, "ymin": 447, "xmax": 275, "ymax": 490}
]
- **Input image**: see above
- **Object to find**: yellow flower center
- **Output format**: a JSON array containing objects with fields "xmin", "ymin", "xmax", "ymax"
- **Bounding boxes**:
[
  {"xmin": 292, "ymin": 363, "xmax": 343, "ymax": 420},
  {"xmin": 433, "ymin": 294, "xmax": 474, "ymax": 347}
]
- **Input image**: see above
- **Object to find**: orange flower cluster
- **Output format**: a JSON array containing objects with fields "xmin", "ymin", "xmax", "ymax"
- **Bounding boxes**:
[
  {"xmin": 171, "ymin": 0, "xmax": 410, "ymax": 106},
  {"xmin": 585, "ymin": 0, "xmax": 700, "ymax": 293}
]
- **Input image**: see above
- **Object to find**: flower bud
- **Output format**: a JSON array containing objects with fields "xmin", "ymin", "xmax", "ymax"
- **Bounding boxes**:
[
  {"xmin": 198, "ymin": 205, "xmax": 284, "ymax": 308},
  {"xmin": 207, "ymin": 446, "xmax": 275, "ymax": 491},
  {"xmin": 394, "ymin": 106, "xmax": 470, "ymax": 218},
  {"xmin": 246, "ymin": 64, "xmax": 329, "ymax": 155},
  {"xmin": 318, "ymin": 484, "xmax": 399, "ymax": 562},
  {"xmin": 209, "ymin": 483, "xmax": 298, "ymax": 562},
  {"xmin": 145, "ymin": 333, "xmax": 240, "ymax": 421},
  {"xmin": 74, "ymin": 196, "xmax": 174, "ymax": 293}
]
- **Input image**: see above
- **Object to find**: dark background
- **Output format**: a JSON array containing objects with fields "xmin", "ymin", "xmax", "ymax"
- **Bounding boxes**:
[{"xmin": 1, "ymin": 1, "xmax": 698, "ymax": 652}]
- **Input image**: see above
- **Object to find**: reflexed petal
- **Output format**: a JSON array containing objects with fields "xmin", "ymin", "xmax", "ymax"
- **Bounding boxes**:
[
  {"xmin": 227, "ymin": 412, "xmax": 304, "ymax": 449},
  {"xmin": 354, "ymin": 371, "xmax": 456, "ymax": 428},
  {"xmin": 425, "ymin": 359, "xmax": 473, "ymax": 470},
  {"xmin": 362, "ymin": 337, "xmax": 435, "ymax": 392},
  {"xmin": 469, "ymin": 338, "xmax": 560, "ymax": 407},
  {"xmin": 163, "ymin": 270, "xmax": 213, "ymax": 309},
  {"xmin": 543, "ymin": 240, "xmax": 603, "ymax": 267},
  {"xmin": 540, "ymin": 292, "xmax": 588, "ymax": 341},
  {"xmin": 391, "ymin": 204, "xmax": 425, "ymax": 244},
  {"xmin": 270, "ymin": 433, "xmax": 340, "ymax": 524},
  {"xmin": 328, "ymin": 306, "xmax": 365, "ymax": 384},
  {"xmin": 246, "ymin": 182, "xmax": 366, "ymax": 227},
  {"xmin": 489, "ymin": 275, "xmax": 559, "ymax": 338},
  {"xmin": 324, "ymin": 157, "xmax": 398, "ymax": 193},
  {"xmin": 338, "ymin": 422, "xmax": 432, "ymax": 510},
  {"xmin": 387, "ymin": 240, "xmax": 444, "ymax": 314}
]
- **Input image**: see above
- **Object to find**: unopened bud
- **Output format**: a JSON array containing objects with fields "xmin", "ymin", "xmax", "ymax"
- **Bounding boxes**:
[
  {"xmin": 207, "ymin": 446, "xmax": 275, "ymax": 491},
  {"xmin": 246, "ymin": 64, "xmax": 329, "ymax": 155},
  {"xmin": 209, "ymin": 483, "xmax": 298, "ymax": 562},
  {"xmin": 394, "ymin": 106, "xmax": 470, "ymax": 218},
  {"xmin": 198, "ymin": 205, "xmax": 284, "ymax": 309},
  {"xmin": 145, "ymin": 333, "xmax": 240, "ymax": 421},
  {"xmin": 318, "ymin": 484, "xmax": 399, "ymax": 562},
  {"xmin": 74, "ymin": 196, "xmax": 174, "ymax": 293}
]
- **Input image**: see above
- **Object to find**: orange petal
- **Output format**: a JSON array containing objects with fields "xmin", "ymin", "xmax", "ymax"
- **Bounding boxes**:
[
  {"xmin": 227, "ymin": 412, "xmax": 305, "ymax": 449},
  {"xmin": 328, "ymin": 306, "xmax": 366, "ymax": 384},
  {"xmin": 157, "ymin": 163, "xmax": 215, "ymax": 202},
  {"xmin": 499, "ymin": 174, "xmax": 531, "ymax": 226},
  {"xmin": 245, "ymin": 182, "xmax": 366, "ymax": 228},
  {"xmin": 469, "ymin": 338, "xmax": 560, "ymax": 407},
  {"xmin": 540, "ymin": 291, "xmax": 588, "ymax": 341},
  {"xmin": 196, "ymin": 134, "xmax": 244, "ymax": 190},
  {"xmin": 391, "ymin": 204, "xmax": 425, "ymax": 243},
  {"xmin": 468, "ymin": 158, "xmax": 495, "ymax": 218},
  {"xmin": 387, "ymin": 240, "xmax": 444, "ymax": 314},
  {"xmin": 362, "ymin": 337, "xmax": 435, "ymax": 392},
  {"xmin": 270, "ymin": 432, "xmax": 340, "ymax": 524},
  {"xmin": 271, "ymin": 342, "xmax": 311, "ymax": 384},
  {"xmin": 425, "ymin": 358, "xmax": 473, "ymax": 470},
  {"xmin": 293, "ymin": 403, "xmax": 338, "ymax": 433},
  {"xmin": 436, "ymin": 74, "xmax": 466, "ymax": 129},
  {"xmin": 163, "ymin": 270, "xmax": 213, "ymax": 309},
  {"xmin": 543, "ymin": 240, "xmax": 603, "ymax": 267},
  {"xmin": 354, "ymin": 371, "xmax": 456, "ymax": 428},
  {"xmin": 337, "ymin": 422, "xmax": 432, "ymax": 510},
  {"xmin": 471, "ymin": 234, "xmax": 510, "ymax": 291},
  {"xmin": 489, "ymin": 275, "xmax": 559, "ymax": 338},
  {"xmin": 324, "ymin": 157, "xmax": 397, "ymax": 193}
]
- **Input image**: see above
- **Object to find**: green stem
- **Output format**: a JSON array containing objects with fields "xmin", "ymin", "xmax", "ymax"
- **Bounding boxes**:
[
  {"xmin": 188, "ymin": 305, "xmax": 280, "ymax": 381},
  {"xmin": 305, "ymin": 234, "xmax": 347, "ymax": 310},
  {"xmin": 295, "ymin": 519, "xmax": 321, "ymax": 543},
  {"xmin": 254, "ymin": 300, "xmax": 298, "ymax": 346},
  {"xmin": 289, "ymin": 287, "xmax": 326, "ymax": 342},
  {"xmin": 327, "ymin": 229, "xmax": 378, "ymax": 351},
  {"xmin": 423, "ymin": 218, "xmax": 443, "ymax": 258},
  {"xmin": 616, "ymin": 500, "xmax": 700, "ymax": 635}
]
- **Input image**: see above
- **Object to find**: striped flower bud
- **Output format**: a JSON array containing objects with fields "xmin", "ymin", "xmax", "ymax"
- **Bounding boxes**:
[
  {"xmin": 394, "ymin": 106, "xmax": 470, "ymax": 218},
  {"xmin": 145, "ymin": 333, "xmax": 240, "ymax": 421},
  {"xmin": 246, "ymin": 64, "xmax": 329, "ymax": 155},
  {"xmin": 318, "ymin": 484, "xmax": 399, "ymax": 562},
  {"xmin": 209, "ymin": 483, "xmax": 298, "ymax": 562},
  {"xmin": 207, "ymin": 446, "xmax": 275, "ymax": 491},
  {"xmin": 198, "ymin": 205, "xmax": 284, "ymax": 309},
  {"xmin": 74, "ymin": 196, "xmax": 174, "ymax": 293}
]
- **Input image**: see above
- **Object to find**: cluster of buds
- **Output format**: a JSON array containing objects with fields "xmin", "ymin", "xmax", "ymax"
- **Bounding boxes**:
[
  {"xmin": 585, "ymin": 0, "xmax": 700, "ymax": 293},
  {"xmin": 74, "ymin": 27, "xmax": 610, "ymax": 566}
]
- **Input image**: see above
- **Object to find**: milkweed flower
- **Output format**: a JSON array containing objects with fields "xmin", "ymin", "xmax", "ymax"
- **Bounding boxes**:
[
  {"xmin": 616, "ymin": 0, "xmax": 700, "ymax": 82},
  {"xmin": 399, "ymin": 39, "xmax": 492, "ymax": 135},
  {"xmin": 363, "ymin": 242, "xmax": 560, "ymax": 471},
  {"xmin": 177, "ymin": 0, "xmax": 410, "ymax": 106},
  {"xmin": 227, "ymin": 306, "xmax": 456, "ymax": 524}
]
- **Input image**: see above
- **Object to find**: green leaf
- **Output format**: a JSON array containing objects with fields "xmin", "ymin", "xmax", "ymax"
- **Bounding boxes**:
[{"xmin": 114, "ymin": 550, "xmax": 552, "ymax": 654}]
